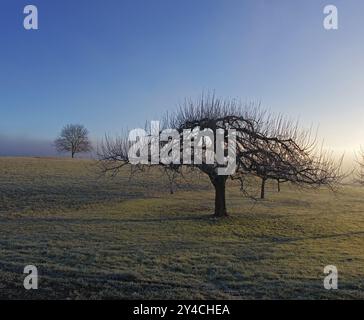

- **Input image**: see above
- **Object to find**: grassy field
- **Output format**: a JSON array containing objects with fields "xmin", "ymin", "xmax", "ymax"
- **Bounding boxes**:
[{"xmin": 0, "ymin": 157, "xmax": 364, "ymax": 299}]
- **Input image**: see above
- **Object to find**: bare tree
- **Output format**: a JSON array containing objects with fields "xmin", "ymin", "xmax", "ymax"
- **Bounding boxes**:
[
  {"xmin": 98, "ymin": 95, "xmax": 342, "ymax": 217},
  {"xmin": 276, "ymin": 179, "xmax": 284, "ymax": 192},
  {"xmin": 54, "ymin": 124, "xmax": 92, "ymax": 158},
  {"xmin": 355, "ymin": 148, "xmax": 364, "ymax": 185}
]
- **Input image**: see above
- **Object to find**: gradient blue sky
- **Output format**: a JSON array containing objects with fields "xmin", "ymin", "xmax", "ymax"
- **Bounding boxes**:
[{"xmin": 1, "ymin": 0, "xmax": 363, "ymax": 156}]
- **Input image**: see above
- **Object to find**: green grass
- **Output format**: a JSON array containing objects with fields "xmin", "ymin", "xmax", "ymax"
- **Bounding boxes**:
[{"xmin": 1, "ymin": 157, "xmax": 364, "ymax": 299}]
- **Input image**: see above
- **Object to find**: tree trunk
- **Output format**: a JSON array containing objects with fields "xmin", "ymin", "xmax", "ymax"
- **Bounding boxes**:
[
  {"xmin": 212, "ymin": 176, "xmax": 228, "ymax": 217},
  {"xmin": 277, "ymin": 180, "xmax": 280, "ymax": 192},
  {"xmin": 260, "ymin": 178, "xmax": 266, "ymax": 199},
  {"xmin": 71, "ymin": 152, "xmax": 75, "ymax": 158}
]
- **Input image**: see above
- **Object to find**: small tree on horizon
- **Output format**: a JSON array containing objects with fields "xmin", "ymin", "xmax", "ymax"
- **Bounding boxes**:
[
  {"xmin": 354, "ymin": 148, "xmax": 364, "ymax": 185},
  {"xmin": 54, "ymin": 124, "xmax": 92, "ymax": 158}
]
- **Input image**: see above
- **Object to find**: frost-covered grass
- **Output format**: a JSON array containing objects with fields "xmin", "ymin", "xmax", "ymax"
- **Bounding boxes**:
[{"xmin": 1, "ymin": 157, "xmax": 363, "ymax": 299}]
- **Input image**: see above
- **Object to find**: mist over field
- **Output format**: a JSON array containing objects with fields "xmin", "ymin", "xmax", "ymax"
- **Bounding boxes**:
[
  {"xmin": 0, "ymin": 135, "xmax": 55, "ymax": 157},
  {"xmin": 0, "ymin": 134, "xmax": 357, "ymax": 177},
  {"xmin": 0, "ymin": 135, "xmax": 96, "ymax": 158}
]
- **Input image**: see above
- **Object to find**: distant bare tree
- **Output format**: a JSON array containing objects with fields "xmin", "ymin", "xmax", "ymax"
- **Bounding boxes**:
[
  {"xmin": 276, "ymin": 179, "xmax": 283, "ymax": 192},
  {"xmin": 355, "ymin": 148, "xmax": 364, "ymax": 185},
  {"xmin": 257, "ymin": 171, "xmax": 287, "ymax": 199},
  {"xmin": 98, "ymin": 95, "xmax": 343, "ymax": 217},
  {"xmin": 54, "ymin": 124, "xmax": 92, "ymax": 158}
]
